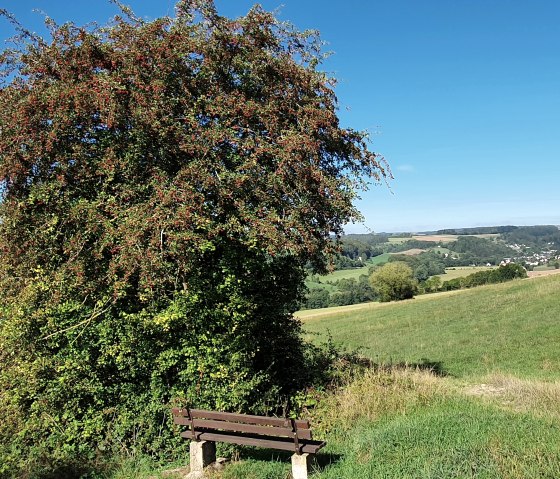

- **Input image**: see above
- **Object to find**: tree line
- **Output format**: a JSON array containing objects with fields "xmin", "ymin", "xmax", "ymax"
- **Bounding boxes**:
[{"xmin": 302, "ymin": 237, "xmax": 530, "ymax": 309}]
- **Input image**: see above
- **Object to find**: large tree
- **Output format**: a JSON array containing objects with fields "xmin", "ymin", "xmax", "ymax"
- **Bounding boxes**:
[
  {"xmin": 0, "ymin": 1, "xmax": 388, "ymax": 475},
  {"xmin": 369, "ymin": 262, "xmax": 418, "ymax": 302}
]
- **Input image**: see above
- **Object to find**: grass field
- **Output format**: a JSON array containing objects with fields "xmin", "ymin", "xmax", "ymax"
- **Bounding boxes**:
[
  {"xmin": 302, "ymin": 275, "xmax": 560, "ymax": 379},
  {"xmin": 436, "ymin": 266, "xmax": 496, "ymax": 281},
  {"xmin": 369, "ymin": 253, "xmax": 392, "ymax": 266},
  {"xmin": 429, "ymin": 246, "xmax": 451, "ymax": 254},
  {"xmin": 387, "ymin": 236, "xmax": 411, "ymax": 244},
  {"xmin": 534, "ymin": 264, "xmax": 558, "ymax": 271},
  {"xmin": 316, "ymin": 266, "xmax": 370, "ymax": 282},
  {"xmin": 389, "ymin": 233, "xmax": 500, "ymax": 244},
  {"xmin": 307, "ymin": 253, "xmax": 494, "ymax": 288},
  {"xmin": 116, "ymin": 275, "xmax": 560, "ymax": 478},
  {"xmin": 411, "ymin": 234, "xmax": 459, "ymax": 243},
  {"xmin": 309, "ymin": 254, "xmax": 392, "ymax": 284},
  {"xmin": 389, "ymin": 248, "xmax": 426, "ymax": 256}
]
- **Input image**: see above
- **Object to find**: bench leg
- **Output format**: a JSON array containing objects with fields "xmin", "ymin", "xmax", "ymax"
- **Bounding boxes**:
[
  {"xmin": 189, "ymin": 440, "xmax": 216, "ymax": 474},
  {"xmin": 291, "ymin": 453, "xmax": 311, "ymax": 479}
]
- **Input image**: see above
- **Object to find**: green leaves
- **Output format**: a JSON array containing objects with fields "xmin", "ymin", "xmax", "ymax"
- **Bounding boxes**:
[
  {"xmin": 1, "ymin": 0, "xmax": 387, "ymax": 304},
  {"xmin": 0, "ymin": 1, "xmax": 388, "ymax": 476},
  {"xmin": 369, "ymin": 262, "xmax": 419, "ymax": 302}
]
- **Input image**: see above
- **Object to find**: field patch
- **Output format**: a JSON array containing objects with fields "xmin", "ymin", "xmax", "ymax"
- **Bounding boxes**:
[
  {"xmin": 411, "ymin": 234, "xmax": 458, "ymax": 242},
  {"xmin": 316, "ymin": 267, "xmax": 370, "ymax": 282},
  {"xmin": 389, "ymin": 233, "xmax": 501, "ymax": 244},
  {"xmin": 436, "ymin": 266, "xmax": 496, "ymax": 280},
  {"xmin": 527, "ymin": 268, "xmax": 560, "ymax": 278},
  {"xmin": 390, "ymin": 248, "xmax": 426, "ymax": 256},
  {"xmin": 313, "ymin": 254, "xmax": 391, "ymax": 283},
  {"xmin": 387, "ymin": 236, "xmax": 410, "ymax": 244}
]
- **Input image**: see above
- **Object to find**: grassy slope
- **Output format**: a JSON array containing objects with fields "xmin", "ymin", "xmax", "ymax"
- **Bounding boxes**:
[
  {"xmin": 216, "ymin": 276, "xmax": 560, "ymax": 478},
  {"xmin": 114, "ymin": 275, "xmax": 560, "ymax": 478},
  {"xmin": 302, "ymin": 275, "xmax": 560, "ymax": 379},
  {"xmin": 436, "ymin": 266, "xmax": 496, "ymax": 281}
]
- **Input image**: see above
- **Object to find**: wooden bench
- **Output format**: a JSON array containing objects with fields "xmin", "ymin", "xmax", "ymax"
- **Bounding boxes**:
[{"xmin": 172, "ymin": 407, "xmax": 326, "ymax": 478}]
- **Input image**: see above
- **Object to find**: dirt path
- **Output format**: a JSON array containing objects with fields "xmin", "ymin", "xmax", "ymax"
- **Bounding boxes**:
[{"xmin": 527, "ymin": 269, "xmax": 560, "ymax": 278}]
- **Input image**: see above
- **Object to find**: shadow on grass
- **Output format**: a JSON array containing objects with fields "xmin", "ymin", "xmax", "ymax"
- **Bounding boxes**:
[
  {"xmin": 376, "ymin": 358, "xmax": 450, "ymax": 377},
  {"xmin": 235, "ymin": 447, "xmax": 342, "ymax": 472}
]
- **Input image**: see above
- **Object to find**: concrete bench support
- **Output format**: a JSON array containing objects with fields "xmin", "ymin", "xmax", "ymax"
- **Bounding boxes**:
[
  {"xmin": 173, "ymin": 408, "xmax": 324, "ymax": 478},
  {"xmin": 189, "ymin": 440, "xmax": 216, "ymax": 475},
  {"xmin": 291, "ymin": 452, "xmax": 311, "ymax": 479}
]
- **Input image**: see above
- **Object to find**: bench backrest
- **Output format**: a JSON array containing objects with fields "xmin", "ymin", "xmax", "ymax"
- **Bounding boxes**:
[{"xmin": 172, "ymin": 407, "xmax": 321, "ymax": 454}]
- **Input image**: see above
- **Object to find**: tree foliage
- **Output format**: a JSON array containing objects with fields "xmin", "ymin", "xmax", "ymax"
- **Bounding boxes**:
[
  {"xmin": 388, "ymin": 251, "xmax": 446, "ymax": 281},
  {"xmin": 0, "ymin": 1, "xmax": 388, "ymax": 476},
  {"xmin": 369, "ymin": 261, "xmax": 418, "ymax": 302},
  {"xmin": 449, "ymin": 236, "xmax": 514, "ymax": 265},
  {"xmin": 502, "ymin": 225, "xmax": 560, "ymax": 250}
]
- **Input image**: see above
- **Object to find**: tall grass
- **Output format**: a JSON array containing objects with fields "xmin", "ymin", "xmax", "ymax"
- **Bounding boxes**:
[
  {"xmin": 466, "ymin": 373, "xmax": 560, "ymax": 419},
  {"xmin": 313, "ymin": 367, "xmax": 450, "ymax": 434},
  {"xmin": 198, "ymin": 366, "xmax": 560, "ymax": 479}
]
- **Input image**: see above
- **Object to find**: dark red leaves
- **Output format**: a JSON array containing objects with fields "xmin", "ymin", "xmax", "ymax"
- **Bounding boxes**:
[{"xmin": 0, "ymin": 0, "xmax": 389, "ymax": 307}]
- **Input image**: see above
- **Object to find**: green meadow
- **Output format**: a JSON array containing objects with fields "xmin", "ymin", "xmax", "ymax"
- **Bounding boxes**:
[
  {"xmin": 436, "ymin": 265, "xmax": 497, "ymax": 281},
  {"xmin": 116, "ymin": 275, "xmax": 560, "ymax": 478},
  {"xmin": 302, "ymin": 275, "xmax": 560, "ymax": 379},
  {"xmin": 306, "ymin": 253, "xmax": 391, "ymax": 289}
]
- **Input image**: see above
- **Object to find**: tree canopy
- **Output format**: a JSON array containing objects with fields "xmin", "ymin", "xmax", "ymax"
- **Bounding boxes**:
[
  {"xmin": 0, "ymin": 0, "xmax": 387, "ymax": 308},
  {"xmin": 0, "ymin": 1, "xmax": 388, "ymax": 476},
  {"xmin": 369, "ymin": 261, "xmax": 418, "ymax": 302}
]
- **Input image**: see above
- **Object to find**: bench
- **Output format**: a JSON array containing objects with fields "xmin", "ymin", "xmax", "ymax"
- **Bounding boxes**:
[{"xmin": 172, "ymin": 407, "xmax": 326, "ymax": 479}]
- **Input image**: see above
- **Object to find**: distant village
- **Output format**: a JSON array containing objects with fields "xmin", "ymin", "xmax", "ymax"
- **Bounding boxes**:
[{"xmin": 502, "ymin": 242, "xmax": 559, "ymax": 268}]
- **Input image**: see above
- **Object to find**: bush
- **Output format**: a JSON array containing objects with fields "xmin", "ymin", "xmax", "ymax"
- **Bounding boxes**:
[
  {"xmin": 304, "ymin": 288, "xmax": 331, "ymax": 309},
  {"xmin": 0, "ymin": 253, "xmax": 308, "ymax": 478},
  {"xmin": 441, "ymin": 263, "xmax": 527, "ymax": 292}
]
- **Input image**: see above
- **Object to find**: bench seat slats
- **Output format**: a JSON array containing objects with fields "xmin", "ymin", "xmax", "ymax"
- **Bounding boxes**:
[
  {"xmin": 180, "ymin": 430, "xmax": 326, "ymax": 454},
  {"xmin": 175, "ymin": 417, "xmax": 313, "ymax": 440}
]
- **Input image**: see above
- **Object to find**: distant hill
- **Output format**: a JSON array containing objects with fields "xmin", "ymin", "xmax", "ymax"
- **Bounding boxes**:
[
  {"xmin": 502, "ymin": 225, "xmax": 560, "ymax": 248},
  {"xmin": 435, "ymin": 225, "xmax": 519, "ymax": 235}
]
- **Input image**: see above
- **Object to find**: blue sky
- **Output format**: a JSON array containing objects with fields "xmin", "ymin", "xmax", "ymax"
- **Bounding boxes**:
[{"xmin": 2, "ymin": 1, "xmax": 559, "ymax": 233}]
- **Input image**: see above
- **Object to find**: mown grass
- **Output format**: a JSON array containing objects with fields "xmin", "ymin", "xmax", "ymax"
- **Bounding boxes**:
[{"xmin": 303, "ymin": 275, "xmax": 560, "ymax": 380}]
